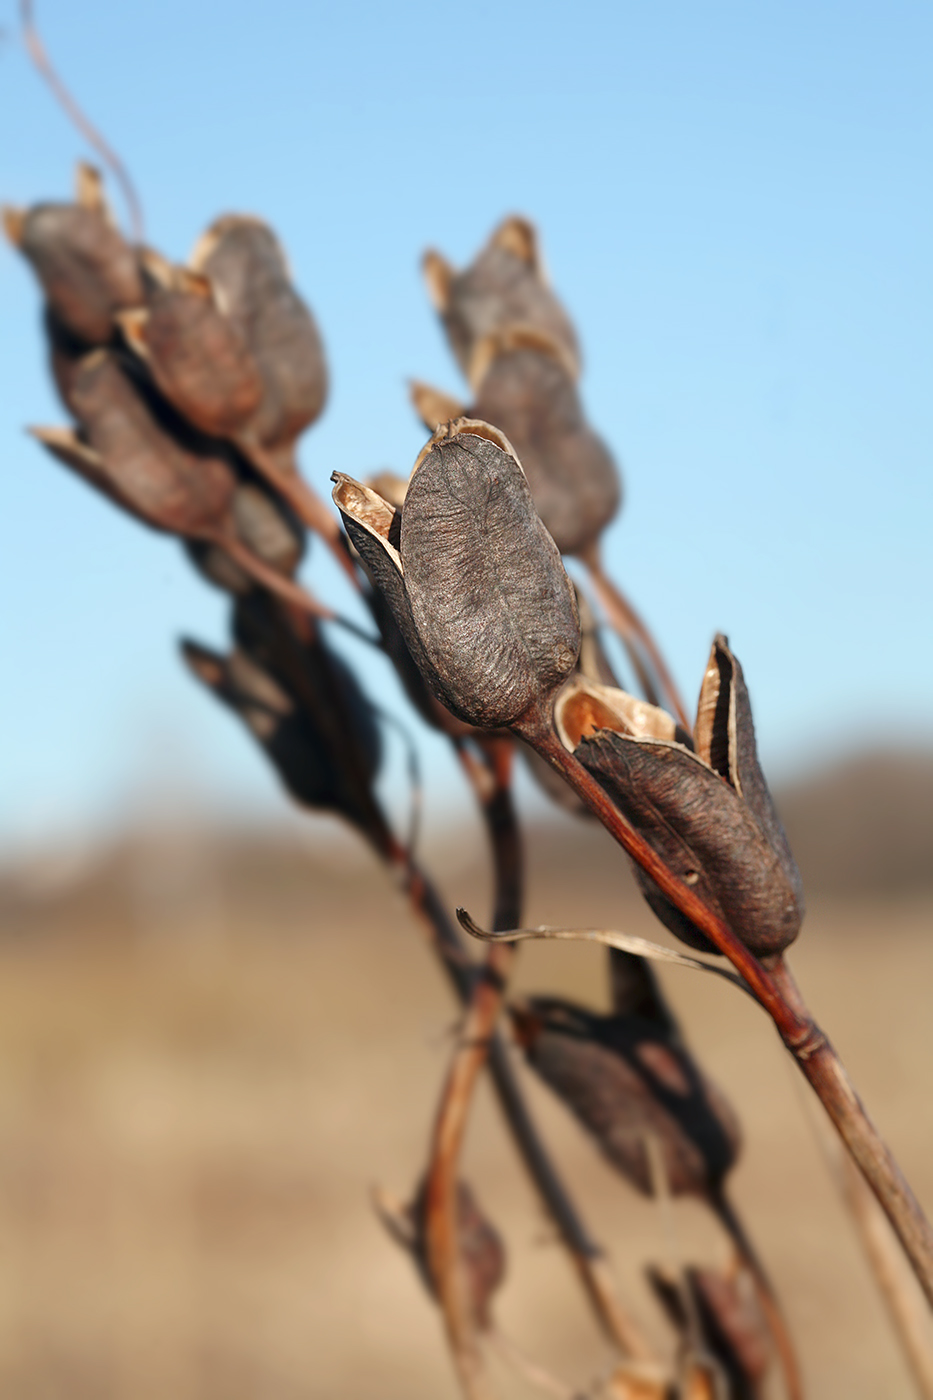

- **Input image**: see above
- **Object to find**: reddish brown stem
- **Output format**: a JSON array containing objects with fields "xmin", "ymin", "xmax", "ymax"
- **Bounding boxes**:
[
  {"xmin": 523, "ymin": 712, "xmax": 933, "ymax": 1310},
  {"xmin": 20, "ymin": 0, "xmax": 145, "ymax": 241},
  {"xmin": 581, "ymin": 545, "xmax": 691, "ymax": 732},
  {"xmin": 423, "ymin": 941, "xmax": 514, "ymax": 1400}
]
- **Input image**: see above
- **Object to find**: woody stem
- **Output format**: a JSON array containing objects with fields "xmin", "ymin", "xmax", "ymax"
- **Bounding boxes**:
[{"xmin": 524, "ymin": 713, "xmax": 933, "ymax": 1310}]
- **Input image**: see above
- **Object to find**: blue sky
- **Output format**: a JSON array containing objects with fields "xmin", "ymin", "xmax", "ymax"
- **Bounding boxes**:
[{"xmin": 1, "ymin": 0, "xmax": 931, "ymax": 849}]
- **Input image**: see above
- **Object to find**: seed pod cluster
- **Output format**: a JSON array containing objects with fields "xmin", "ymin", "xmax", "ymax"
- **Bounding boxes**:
[
  {"xmin": 414, "ymin": 217, "xmax": 621, "ymax": 557},
  {"xmin": 554, "ymin": 637, "xmax": 804, "ymax": 959},
  {"xmin": 510, "ymin": 950, "xmax": 742, "ymax": 1200},
  {"xmin": 6, "ymin": 165, "xmax": 319, "ymax": 603}
]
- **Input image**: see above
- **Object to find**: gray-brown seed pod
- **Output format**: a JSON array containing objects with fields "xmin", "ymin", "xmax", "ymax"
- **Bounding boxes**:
[
  {"xmin": 181, "ymin": 597, "xmax": 387, "ymax": 848},
  {"xmin": 332, "ymin": 420, "xmax": 581, "ymax": 730},
  {"xmin": 423, "ymin": 216, "xmax": 580, "ymax": 386},
  {"xmin": 186, "ymin": 480, "xmax": 305, "ymax": 595},
  {"xmin": 470, "ymin": 330, "xmax": 620, "ymax": 556},
  {"xmin": 3, "ymin": 164, "xmax": 144, "ymax": 345},
  {"xmin": 554, "ymin": 640, "xmax": 804, "ymax": 958},
  {"xmin": 510, "ymin": 983, "xmax": 741, "ymax": 1199},
  {"xmin": 189, "ymin": 215, "xmax": 328, "ymax": 468},
  {"xmin": 118, "ymin": 258, "xmax": 264, "ymax": 440}
]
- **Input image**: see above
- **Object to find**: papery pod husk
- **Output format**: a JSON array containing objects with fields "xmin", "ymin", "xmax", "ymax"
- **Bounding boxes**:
[
  {"xmin": 471, "ymin": 338, "xmax": 620, "ymax": 556},
  {"xmin": 34, "ymin": 349, "xmax": 235, "ymax": 535},
  {"xmin": 647, "ymin": 1265, "xmax": 771, "ymax": 1400},
  {"xmin": 190, "ymin": 215, "xmax": 328, "ymax": 457},
  {"xmin": 408, "ymin": 1178, "xmax": 506, "ymax": 1330},
  {"xmin": 510, "ymin": 997, "xmax": 741, "ymax": 1198},
  {"xmin": 5, "ymin": 166, "xmax": 144, "ymax": 344},
  {"xmin": 573, "ymin": 723, "xmax": 803, "ymax": 958},
  {"xmin": 120, "ymin": 266, "xmax": 264, "ymax": 439},
  {"xmin": 187, "ymin": 480, "xmax": 305, "ymax": 594},
  {"xmin": 424, "ymin": 216, "xmax": 580, "ymax": 384}
]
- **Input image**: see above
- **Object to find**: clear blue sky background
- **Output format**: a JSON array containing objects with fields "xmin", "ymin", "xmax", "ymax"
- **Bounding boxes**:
[{"xmin": 1, "ymin": 0, "xmax": 931, "ymax": 850}]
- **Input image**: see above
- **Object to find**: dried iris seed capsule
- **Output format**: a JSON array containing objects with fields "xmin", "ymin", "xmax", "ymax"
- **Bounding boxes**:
[{"xmin": 333, "ymin": 420, "xmax": 580, "ymax": 730}]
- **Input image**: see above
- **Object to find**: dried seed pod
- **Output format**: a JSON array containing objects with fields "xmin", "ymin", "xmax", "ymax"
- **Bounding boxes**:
[
  {"xmin": 648, "ymin": 1265, "xmax": 771, "ymax": 1400},
  {"xmin": 510, "ymin": 992, "xmax": 741, "ymax": 1198},
  {"xmin": 405, "ymin": 1178, "xmax": 506, "ymax": 1330},
  {"xmin": 333, "ymin": 420, "xmax": 580, "ymax": 729},
  {"xmin": 30, "ymin": 350, "xmax": 317, "ymax": 613},
  {"xmin": 32, "ymin": 348, "xmax": 234, "ymax": 534},
  {"xmin": 189, "ymin": 215, "xmax": 328, "ymax": 465},
  {"xmin": 181, "ymin": 601, "xmax": 386, "ymax": 846},
  {"xmin": 186, "ymin": 480, "xmax": 305, "ymax": 595},
  {"xmin": 555, "ymin": 650, "xmax": 804, "ymax": 959},
  {"xmin": 118, "ymin": 261, "xmax": 264, "ymax": 439},
  {"xmin": 470, "ymin": 333, "xmax": 620, "ymax": 556},
  {"xmin": 423, "ymin": 216, "xmax": 580, "ymax": 385},
  {"xmin": 3, "ymin": 163, "xmax": 144, "ymax": 344}
]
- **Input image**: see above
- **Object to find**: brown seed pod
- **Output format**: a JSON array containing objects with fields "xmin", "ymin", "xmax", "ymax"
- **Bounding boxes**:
[
  {"xmin": 30, "ymin": 350, "xmax": 317, "ymax": 614},
  {"xmin": 510, "ymin": 991, "xmax": 741, "ymax": 1199},
  {"xmin": 470, "ymin": 332, "xmax": 621, "ymax": 556},
  {"xmin": 554, "ymin": 646, "xmax": 804, "ymax": 959},
  {"xmin": 189, "ymin": 214, "xmax": 328, "ymax": 466},
  {"xmin": 332, "ymin": 420, "xmax": 581, "ymax": 730},
  {"xmin": 181, "ymin": 598, "xmax": 385, "ymax": 846},
  {"xmin": 423, "ymin": 216, "xmax": 580, "ymax": 385},
  {"xmin": 118, "ymin": 260, "xmax": 264, "ymax": 440},
  {"xmin": 647, "ymin": 1264, "xmax": 771, "ymax": 1400},
  {"xmin": 3, "ymin": 163, "xmax": 144, "ymax": 344}
]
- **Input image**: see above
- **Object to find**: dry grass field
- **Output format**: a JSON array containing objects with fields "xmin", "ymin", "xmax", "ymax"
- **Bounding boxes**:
[{"xmin": 0, "ymin": 789, "xmax": 930, "ymax": 1398}]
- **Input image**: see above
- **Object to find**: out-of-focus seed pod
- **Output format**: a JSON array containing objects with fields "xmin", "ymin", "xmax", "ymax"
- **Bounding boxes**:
[
  {"xmin": 3, "ymin": 163, "xmax": 143, "ymax": 344},
  {"xmin": 648, "ymin": 1264, "xmax": 772, "ymax": 1400},
  {"xmin": 333, "ymin": 420, "xmax": 580, "ymax": 730},
  {"xmin": 423, "ymin": 216, "xmax": 580, "ymax": 385},
  {"xmin": 399, "ymin": 1178, "xmax": 506, "ymax": 1331},
  {"xmin": 555, "ymin": 648, "xmax": 804, "ymax": 959},
  {"xmin": 470, "ymin": 331, "xmax": 620, "ymax": 556},
  {"xmin": 186, "ymin": 480, "xmax": 305, "ymax": 595},
  {"xmin": 118, "ymin": 260, "xmax": 264, "ymax": 439},
  {"xmin": 181, "ymin": 600, "xmax": 386, "ymax": 846},
  {"xmin": 31, "ymin": 348, "xmax": 234, "ymax": 534},
  {"xmin": 409, "ymin": 379, "xmax": 467, "ymax": 433},
  {"xmin": 190, "ymin": 215, "xmax": 328, "ymax": 468},
  {"xmin": 510, "ymin": 993, "xmax": 741, "ymax": 1199}
]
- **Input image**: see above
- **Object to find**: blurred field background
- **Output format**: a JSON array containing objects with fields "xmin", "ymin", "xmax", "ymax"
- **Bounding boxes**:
[{"xmin": 0, "ymin": 752, "xmax": 930, "ymax": 1399}]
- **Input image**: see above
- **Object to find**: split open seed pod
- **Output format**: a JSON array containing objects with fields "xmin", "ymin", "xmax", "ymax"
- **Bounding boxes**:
[
  {"xmin": 118, "ymin": 257, "xmax": 264, "ymax": 439},
  {"xmin": 3, "ymin": 163, "xmax": 143, "ymax": 344},
  {"xmin": 332, "ymin": 419, "xmax": 580, "ymax": 730},
  {"xmin": 423, "ymin": 215, "xmax": 580, "ymax": 384},
  {"xmin": 510, "ymin": 991, "xmax": 741, "ymax": 1199},
  {"xmin": 554, "ymin": 646, "xmax": 804, "ymax": 959},
  {"xmin": 189, "ymin": 214, "xmax": 328, "ymax": 468}
]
